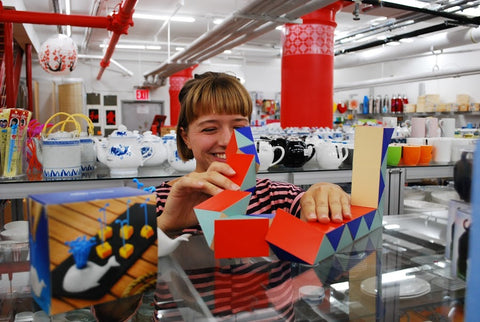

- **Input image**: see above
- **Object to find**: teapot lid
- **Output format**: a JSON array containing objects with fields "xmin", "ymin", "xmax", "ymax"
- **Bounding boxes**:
[
  {"xmin": 142, "ymin": 130, "xmax": 161, "ymax": 142},
  {"xmin": 109, "ymin": 125, "xmax": 139, "ymax": 138}
]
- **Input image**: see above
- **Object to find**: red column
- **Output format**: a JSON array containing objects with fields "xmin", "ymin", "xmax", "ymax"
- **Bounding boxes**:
[
  {"xmin": 168, "ymin": 66, "xmax": 196, "ymax": 126},
  {"xmin": 281, "ymin": 2, "xmax": 343, "ymax": 128}
]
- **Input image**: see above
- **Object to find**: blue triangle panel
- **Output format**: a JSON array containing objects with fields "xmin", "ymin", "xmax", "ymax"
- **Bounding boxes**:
[
  {"xmin": 268, "ymin": 243, "xmax": 309, "ymax": 265},
  {"xmin": 327, "ymin": 225, "xmax": 345, "ymax": 250},
  {"xmin": 236, "ymin": 126, "xmax": 255, "ymax": 143},
  {"xmin": 382, "ymin": 128, "xmax": 394, "ymax": 159},
  {"xmin": 378, "ymin": 172, "xmax": 385, "ymax": 204},
  {"xmin": 346, "ymin": 217, "xmax": 362, "ymax": 239},
  {"xmin": 363, "ymin": 210, "xmax": 376, "ymax": 230}
]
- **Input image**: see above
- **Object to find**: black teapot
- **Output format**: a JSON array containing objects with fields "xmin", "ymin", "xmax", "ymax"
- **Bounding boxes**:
[{"xmin": 269, "ymin": 136, "xmax": 315, "ymax": 168}]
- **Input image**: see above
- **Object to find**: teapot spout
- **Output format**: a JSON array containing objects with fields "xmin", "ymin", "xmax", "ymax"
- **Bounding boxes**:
[
  {"xmin": 32, "ymin": 137, "xmax": 43, "ymax": 165},
  {"xmin": 94, "ymin": 138, "xmax": 108, "ymax": 164}
]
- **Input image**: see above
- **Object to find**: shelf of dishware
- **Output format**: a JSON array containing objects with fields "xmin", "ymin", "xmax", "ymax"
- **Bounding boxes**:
[{"xmin": 0, "ymin": 164, "xmax": 454, "ymax": 200}]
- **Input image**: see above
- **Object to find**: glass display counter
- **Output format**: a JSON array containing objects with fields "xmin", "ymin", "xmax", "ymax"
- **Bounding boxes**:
[
  {"xmin": 0, "ymin": 214, "xmax": 465, "ymax": 321},
  {"xmin": 0, "ymin": 164, "xmax": 454, "ymax": 200}
]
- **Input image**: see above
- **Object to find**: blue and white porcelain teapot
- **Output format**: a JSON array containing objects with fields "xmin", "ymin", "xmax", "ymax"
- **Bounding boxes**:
[{"xmin": 95, "ymin": 125, "xmax": 152, "ymax": 177}]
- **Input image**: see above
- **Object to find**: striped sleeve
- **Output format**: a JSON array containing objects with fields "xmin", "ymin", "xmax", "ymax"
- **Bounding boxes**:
[
  {"xmin": 248, "ymin": 178, "xmax": 304, "ymax": 218},
  {"xmin": 155, "ymin": 181, "xmax": 172, "ymax": 216},
  {"xmin": 155, "ymin": 178, "xmax": 305, "ymax": 218}
]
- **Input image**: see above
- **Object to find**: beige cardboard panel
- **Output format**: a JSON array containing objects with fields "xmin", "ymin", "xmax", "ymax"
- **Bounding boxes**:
[{"xmin": 351, "ymin": 127, "xmax": 383, "ymax": 208}]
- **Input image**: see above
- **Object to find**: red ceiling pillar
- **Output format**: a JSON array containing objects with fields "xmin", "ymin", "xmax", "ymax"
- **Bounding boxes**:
[
  {"xmin": 280, "ymin": 2, "xmax": 343, "ymax": 128},
  {"xmin": 168, "ymin": 66, "xmax": 196, "ymax": 126}
]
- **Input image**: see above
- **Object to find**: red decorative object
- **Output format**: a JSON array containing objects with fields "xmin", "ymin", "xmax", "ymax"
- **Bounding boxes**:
[{"xmin": 38, "ymin": 34, "xmax": 78, "ymax": 75}]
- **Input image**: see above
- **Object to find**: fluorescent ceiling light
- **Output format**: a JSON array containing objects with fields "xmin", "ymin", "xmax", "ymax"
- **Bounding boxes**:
[
  {"xmin": 99, "ymin": 43, "xmax": 161, "ymax": 50},
  {"xmin": 213, "ymin": 18, "xmax": 223, "ymax": 25},
  {"xmin": 223, "ymin": 50, "xmax": 232, "ymax": 54},
  {"xmin": 133, "ymin": 12, "xmax": 195, "ymax": 22}
]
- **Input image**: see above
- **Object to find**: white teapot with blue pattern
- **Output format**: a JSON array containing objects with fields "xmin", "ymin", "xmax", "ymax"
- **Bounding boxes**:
[{"xmin": 95, "ymin": 125, "xmax": 152, "ymax": 177}]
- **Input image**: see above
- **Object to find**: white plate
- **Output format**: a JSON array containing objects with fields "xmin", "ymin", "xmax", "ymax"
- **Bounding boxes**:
[
  {"xmin": 430, "ymin": 190, "xmax": 460, "ymax": 205},
  {"xmin": 404, "ymin": 199, "xmax": 448, "ymax": 210},
  {"xmin": 360, "ymin": 276, "xmax": 431, "ymax": 299}
]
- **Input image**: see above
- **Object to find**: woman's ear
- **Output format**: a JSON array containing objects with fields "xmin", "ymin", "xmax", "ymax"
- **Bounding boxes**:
[{"xmin": 179, "ymin": 127, "xmax": 191, "ymax": 149}]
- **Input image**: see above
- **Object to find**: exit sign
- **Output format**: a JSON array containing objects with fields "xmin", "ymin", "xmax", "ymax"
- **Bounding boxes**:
[{"xmin": 135, "ymin": 88, "xmax": 150, "ymax": 101}]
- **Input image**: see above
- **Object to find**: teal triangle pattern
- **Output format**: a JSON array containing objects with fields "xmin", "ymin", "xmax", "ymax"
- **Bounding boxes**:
[
  {"xmin": 327, "ymin": 225, "xmax": 345, "ymax": 250},
  {"xmin": 236, "ymin": 127, "xmax": 255, "ymax": 144},
  {"xmin": 234, "ymin": 130, "xmax": 254, "ymax": 148},
  {"xmin": 195, "ymin": 210, "xmax": 223, "ymax": 246},
  {"xmin": 370, "ymin": 210, "xmax": 383, "ymax": 231},
  {"xmin": 315, "ymin": 237, "xmax": 335, "ymax": 262},
  {"xmin": 355, "ymin": 217, "xmax": 371, "ymax": 240},
  {"xmin": 336, "ymin": 226, "xmax": 354, "ymax": 252}
]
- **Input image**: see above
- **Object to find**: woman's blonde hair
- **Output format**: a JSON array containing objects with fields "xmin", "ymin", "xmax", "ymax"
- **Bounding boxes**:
[{"xmin": 176, "ymin": 72, "xmax": 252, "ymax": 160}]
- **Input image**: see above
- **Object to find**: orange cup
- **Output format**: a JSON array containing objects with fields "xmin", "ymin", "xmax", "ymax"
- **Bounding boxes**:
[
  {"xmin": 419, "ymin": 145, "xmax": 433, "ymax": 165},
  {"xmin": 402, "ymin": 145, "xmax": 421, "ymax": 166}
]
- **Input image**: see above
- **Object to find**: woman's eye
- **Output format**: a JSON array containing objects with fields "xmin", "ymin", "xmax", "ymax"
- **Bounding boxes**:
[{"xmin": 201, "ymin": 127, "xmax": 217, "ymax": 133}]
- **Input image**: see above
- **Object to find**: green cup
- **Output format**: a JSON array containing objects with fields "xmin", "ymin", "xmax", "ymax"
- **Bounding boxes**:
[{"xmin": 387, "ymin": 145, "xmax": 402, "ymax": 166}]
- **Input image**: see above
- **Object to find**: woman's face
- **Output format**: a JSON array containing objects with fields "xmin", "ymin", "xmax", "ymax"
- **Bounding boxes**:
[{"xmin": 181, "ymin": 113, "xmax": 250, "ymax": 172}]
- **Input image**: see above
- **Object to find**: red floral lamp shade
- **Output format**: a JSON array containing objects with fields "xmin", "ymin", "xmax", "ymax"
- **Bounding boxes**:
[{"xmin": 38, "ymin": 34, "xmax": 78, "ymax": 75}]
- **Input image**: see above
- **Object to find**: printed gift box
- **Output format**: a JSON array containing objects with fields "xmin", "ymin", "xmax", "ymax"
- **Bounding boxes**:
[{"xmin": 28, "ymin": 187, "xmax": 158, "ymax": 315}]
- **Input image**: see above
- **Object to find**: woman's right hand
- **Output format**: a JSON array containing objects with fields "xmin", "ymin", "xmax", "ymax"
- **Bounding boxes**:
[{"xmin": 157, "ymin": 162, "xmax": 240, "ymax": 232}]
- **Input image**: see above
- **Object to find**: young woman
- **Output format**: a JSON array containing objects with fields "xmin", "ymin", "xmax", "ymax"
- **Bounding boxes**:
[{"xmin": 156, "ymin": 72, "xmax": 351, "ymax": 232}]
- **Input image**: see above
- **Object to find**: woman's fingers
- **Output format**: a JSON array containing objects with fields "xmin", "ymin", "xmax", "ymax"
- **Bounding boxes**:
[{"xmin": 300, "ymin": 183, "xmax": 351, "ymax": 223}]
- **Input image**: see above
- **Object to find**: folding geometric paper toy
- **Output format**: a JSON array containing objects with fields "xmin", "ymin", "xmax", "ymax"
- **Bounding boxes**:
[
  {"xmin": 265, "ymin": 127, "xmax": 393, "ymax": 265},
  {"xmin": 214, "ymin": 217, "xmax": 270, "ymax": 258},
  {"xmin": 225, "ymin": 126, "xmax": 258, "ymax": 192},
  {"xmin": 194, "ymin": 189, "xmax": 252, "ymax": 248},
  {"xmin": 265, "ymin": 206, "xmax": 377, "ymax": 265}
]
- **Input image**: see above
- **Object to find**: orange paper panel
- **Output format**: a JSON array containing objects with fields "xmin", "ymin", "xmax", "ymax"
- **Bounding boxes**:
[
  {"xmin": 214, "ymin": 218, "xmax": 270, "ymax": 258},
  {"xmin": 195, "ymin": 190, "xmax": 251, "ymax": 211},
  {"xmin": 226, "ymin": 153, "xmax": 255, "ymax": 187},
  {"xmin": 265, "ymin": 209, "xmax": 327, "ymax": 264}
]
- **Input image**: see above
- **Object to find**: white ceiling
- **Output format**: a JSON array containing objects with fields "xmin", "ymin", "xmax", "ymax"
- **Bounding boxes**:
[{"xmin": 7, "ymin": 0, "xmax": 480, "ymax": 77}]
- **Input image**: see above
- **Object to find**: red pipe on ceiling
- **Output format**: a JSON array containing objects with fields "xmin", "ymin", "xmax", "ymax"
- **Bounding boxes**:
[
  {"xmin": 0, "ymin": 5, "xmax": 110, "ymax": 28},
  {"xmin": 0, "ymin": 0, "xmax": 137, "ymax": 81},
  {"xmin": 97, "ymin": 0, "xmax": 137, "ymax": 80}
]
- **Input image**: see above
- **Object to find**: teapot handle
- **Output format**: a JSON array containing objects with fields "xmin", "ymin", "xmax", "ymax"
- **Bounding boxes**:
[
  {"xmin": 336, "ymin": 145, "xmax": 349, "ymax": 162},
  {"xmin": 305, "ymin": 144, "xmax": 315, "ymax": 162},
  {"xmin": 271, "ymin": 146, "xmax": 285, "ymax": 167}
]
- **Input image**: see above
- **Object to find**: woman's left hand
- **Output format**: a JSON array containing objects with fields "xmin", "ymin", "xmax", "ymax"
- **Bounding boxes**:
[{"xmin": 299, "ymin": 182, "xmax": 351, "ymax": 223}]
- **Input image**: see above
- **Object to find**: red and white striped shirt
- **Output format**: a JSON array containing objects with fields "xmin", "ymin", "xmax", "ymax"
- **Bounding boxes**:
[{"xmin": 155, "ymin": 178, "xmax": 305, "ymax": 218}]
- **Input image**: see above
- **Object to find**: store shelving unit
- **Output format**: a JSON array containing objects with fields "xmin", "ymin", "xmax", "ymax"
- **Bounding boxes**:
[{"xmin": 1, "ymin": 164, "xmax": 454, "ymax": 216}]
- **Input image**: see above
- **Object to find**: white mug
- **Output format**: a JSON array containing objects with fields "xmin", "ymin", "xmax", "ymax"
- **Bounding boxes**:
[
  {"xmin": 439, "ymin": 118, "xmax": 456, "ymax": 137},
  {"xmin": 256, "ymin": 140, "xmax": 285, "ymax": 171},
  {"xmin": 410, "ymin": 117, "xmax": 426, "ymax": 138},
  {"xmin": 430, "ymin": 137, "xmax": 453, "ymax": 163},
  {"xmin": 425, "ymin": 117, "xmax": 440, "ymax": 138}
]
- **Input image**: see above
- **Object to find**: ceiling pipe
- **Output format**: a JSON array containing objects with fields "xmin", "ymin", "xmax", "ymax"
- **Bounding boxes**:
[
  {"xmin": 143, "ymin": 0, "xmax": 337, "ymax": 80},
  {"xmin": 0, "ymin": 2, "xmax": 110, "ymax": 28},
  {"xmin": 337, "ymin": 22, "xmax": 458, "ymax": 54},
  {"xmin": 51, "ymin": 0, "xmax": 62, "ymax": 34},
  {"xmin": 335, "ymin": 65, "xmax": 480, "ymax": 91},
  {"xmin": 335, "ymin": 25, "xmax": 480, "ymax": 69},
  {"xmin": 97, "ymin": 0, "xmax": 137, "ymax": 80},
  {"xmin": 81, "ymin": 0, "xmax": 102, "ymax": 53},
  {"xmin": 360, "ymin": 0, "xmax": 480, "ymax": 25}
]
